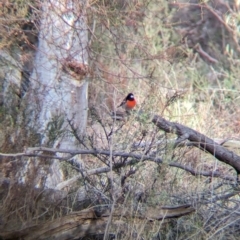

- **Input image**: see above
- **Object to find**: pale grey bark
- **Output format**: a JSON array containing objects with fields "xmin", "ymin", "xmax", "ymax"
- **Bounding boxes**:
[
  {"xmin": 21, "ymin": 0, "xmax": 89, "ymax": 188},
  {"xmin": 29, "ymin": 0, "xmax": 88, "ymax": 141}
]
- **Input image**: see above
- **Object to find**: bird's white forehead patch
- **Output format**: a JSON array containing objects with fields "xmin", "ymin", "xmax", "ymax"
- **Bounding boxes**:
[{"xmin": 129, "ymin": 94, "xmax": 134, "ymax": 99}]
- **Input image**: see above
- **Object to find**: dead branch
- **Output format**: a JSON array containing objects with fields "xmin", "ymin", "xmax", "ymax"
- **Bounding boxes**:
[
  {"xmin": 152, "ymin": 115, "xmax": 240, "ymax": 178},
  {"xmin": 0, "ymin": 204, "xmax": 195, "ymax": 240},
  {"xmin": 194, "ymin": 43, "xmax": 219, "ymax": 64}
]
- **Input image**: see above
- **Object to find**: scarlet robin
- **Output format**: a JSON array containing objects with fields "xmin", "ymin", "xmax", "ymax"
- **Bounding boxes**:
[{"xmin": 118, "ymin": 93, "xmax": 137, "ymax": 111}]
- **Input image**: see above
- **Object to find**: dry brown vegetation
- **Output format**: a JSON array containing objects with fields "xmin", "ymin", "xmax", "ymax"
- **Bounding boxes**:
[{"xmin": 1, "ymin": 0, "xmax": 240, "ymax": 239}]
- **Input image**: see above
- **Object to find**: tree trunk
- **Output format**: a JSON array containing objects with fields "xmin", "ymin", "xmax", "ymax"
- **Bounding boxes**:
[{"xmin": 21, "ymin": 0, "xmax": 89, "ymax": 188}]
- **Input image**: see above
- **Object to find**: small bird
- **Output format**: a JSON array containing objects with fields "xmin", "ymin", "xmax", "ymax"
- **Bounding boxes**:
[{"xmin": 118, "ymin": 93, "xmax": 137, "ymax": 111}]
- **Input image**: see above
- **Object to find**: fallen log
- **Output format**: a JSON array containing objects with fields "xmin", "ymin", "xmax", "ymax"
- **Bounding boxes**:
[{"xmin": 0, "ymin": 204, "xmax": 194, "ymax": 240}]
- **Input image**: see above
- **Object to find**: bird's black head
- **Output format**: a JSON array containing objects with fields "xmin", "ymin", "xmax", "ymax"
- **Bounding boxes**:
[{"xmin": 126, "ymin": 93, "xmax": 134, "ymax": 101}]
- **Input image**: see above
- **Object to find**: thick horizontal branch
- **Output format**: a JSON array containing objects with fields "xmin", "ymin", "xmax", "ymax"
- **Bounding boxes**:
[{"xmin": 152, "ymin": 115, "xmax": 240, "ymax": 175}]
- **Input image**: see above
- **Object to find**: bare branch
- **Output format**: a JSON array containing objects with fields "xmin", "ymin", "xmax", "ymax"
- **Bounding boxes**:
[
  {"xmin": 194, "ymin": 43, "xmax": 219, "ymax": 64},
  {"xmin": 0, "ymin": 146, "xmax": 235, "ymax": 191}
]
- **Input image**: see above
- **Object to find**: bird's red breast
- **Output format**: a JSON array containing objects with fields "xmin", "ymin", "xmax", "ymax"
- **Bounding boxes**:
[{"xmin": 118, "ymin": 93, "xmax": 136, "ymax": 111}]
